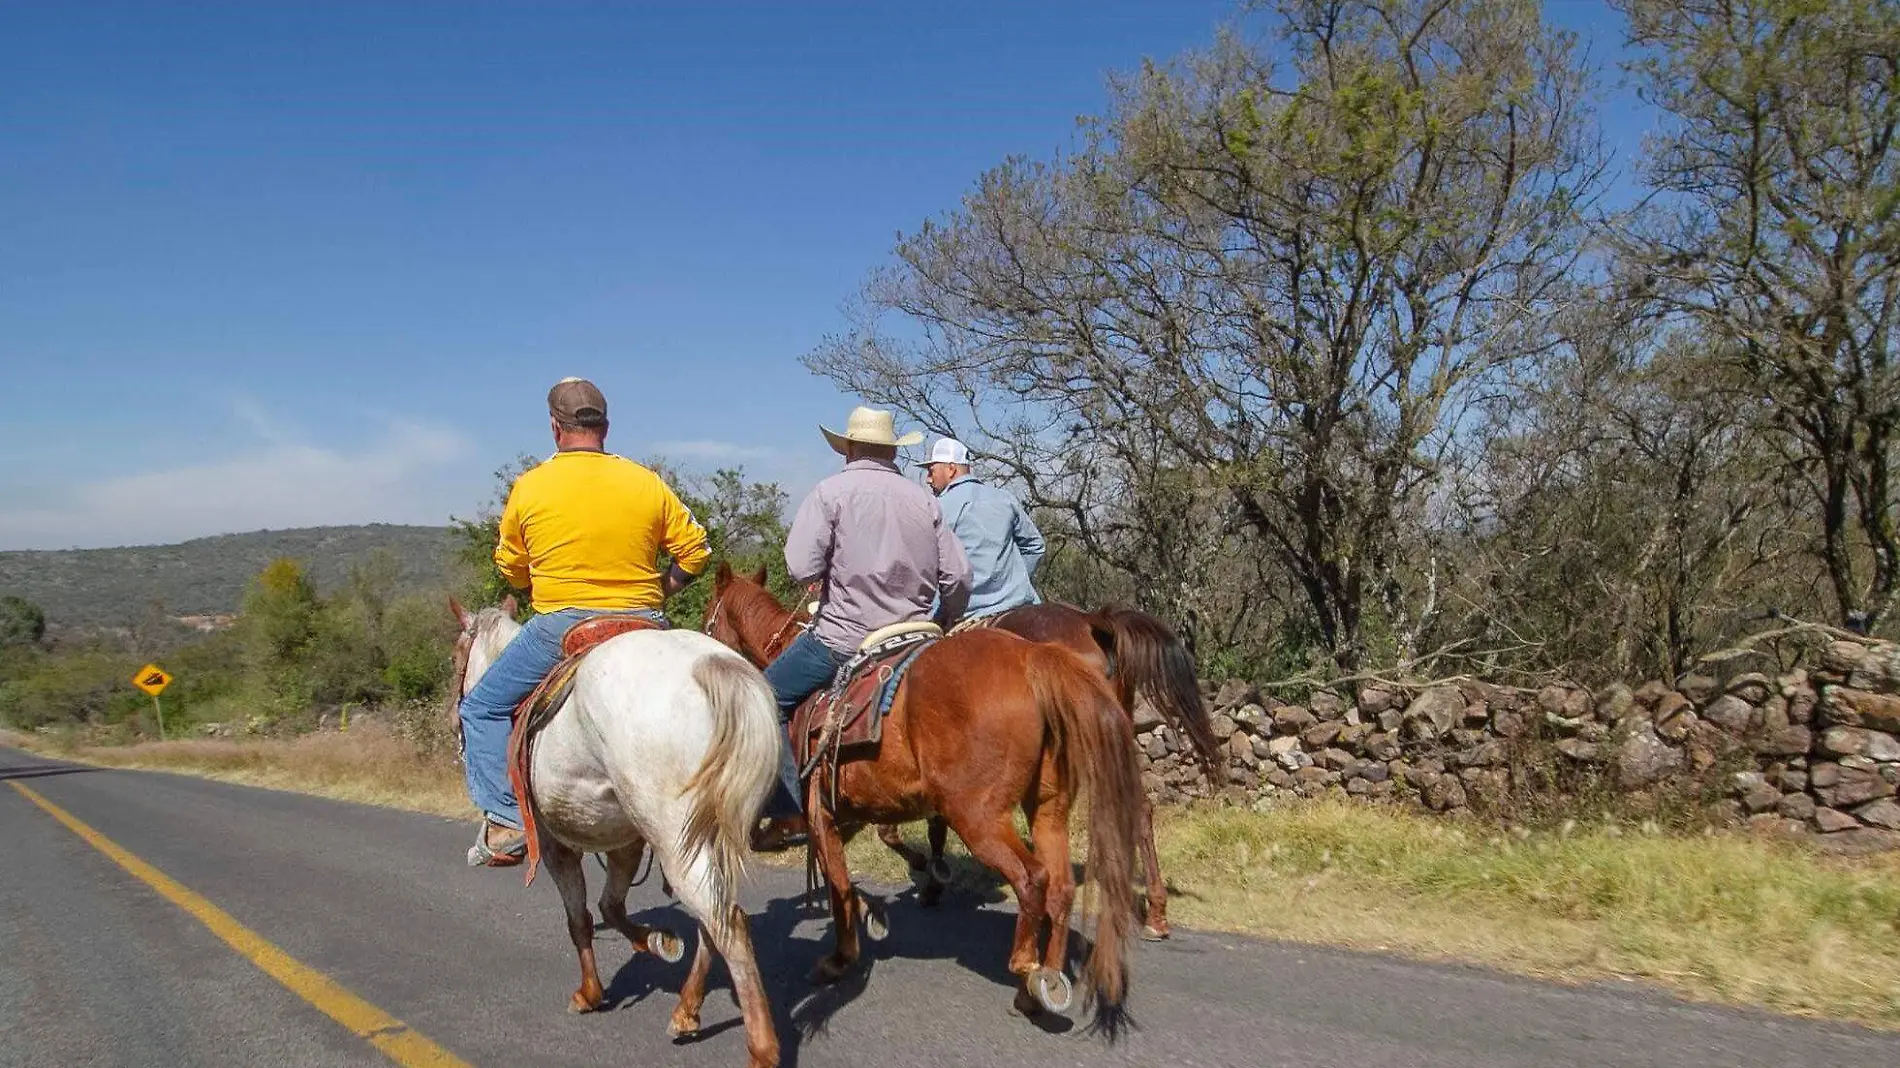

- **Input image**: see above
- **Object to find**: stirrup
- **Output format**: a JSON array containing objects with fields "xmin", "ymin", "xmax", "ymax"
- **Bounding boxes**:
[
  {"xmin": 750, "ymin": 817, "xmax": 809, "ymax": 854},
  {"xmin": 466, "ymin": 821, "xmax": 527, "ymax": 868}
]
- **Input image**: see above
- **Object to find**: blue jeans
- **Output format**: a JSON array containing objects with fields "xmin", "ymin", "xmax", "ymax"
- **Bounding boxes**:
[
  {"xmin": 760, "ymin": 630, "xmax": 846, "ymax": 818},
  {"xmin": 459, "ymin": 607, "xmax": 665, "ymax": 830}
]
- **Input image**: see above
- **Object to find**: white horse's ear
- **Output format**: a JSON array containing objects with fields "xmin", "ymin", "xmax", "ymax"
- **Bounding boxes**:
[
  {"xmin": 499, "ymin": 594, "xmax": 518, "ymax": 618},
  {"xmin": 449, "ymin": 596, "xmax": 471, "ymax": 628}
]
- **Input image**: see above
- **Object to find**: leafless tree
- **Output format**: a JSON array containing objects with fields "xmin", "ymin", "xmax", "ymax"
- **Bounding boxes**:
[
  {"xmin": 1614, "ymin": 0, "xmax": 1900, "ymax": 631},
  {"xmin": 809, "ymin": 0, "xmax": 1606, "ymax": 669}
]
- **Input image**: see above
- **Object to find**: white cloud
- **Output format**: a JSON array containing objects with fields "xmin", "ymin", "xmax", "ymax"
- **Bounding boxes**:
[{"xmin": 0, "ymin": 418, "xmax": 473, "ymax": 550}]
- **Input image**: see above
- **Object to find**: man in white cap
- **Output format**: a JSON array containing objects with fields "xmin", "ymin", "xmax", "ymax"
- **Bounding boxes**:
[
  {"xmin": 918, "ymin": 436, "xmax": 1046, "ymax": 620},
  {"xmin": 752, "ymin": 405, "xmax": 973, "ymax": 850}
]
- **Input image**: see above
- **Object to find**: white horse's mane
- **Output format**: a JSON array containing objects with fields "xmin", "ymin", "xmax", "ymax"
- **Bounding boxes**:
[{"xmin": 471, "ymin": 605, "xmax": 520, "ymax": 664}]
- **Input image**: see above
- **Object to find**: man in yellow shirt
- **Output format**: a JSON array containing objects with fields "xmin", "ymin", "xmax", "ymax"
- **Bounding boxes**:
[{"xmin": 459, "ymin": 377, "xmax": 711, "ymax": 867}]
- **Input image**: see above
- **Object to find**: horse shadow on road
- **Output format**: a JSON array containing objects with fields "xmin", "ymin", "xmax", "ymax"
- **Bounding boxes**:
[
  {"xmin": 886, "ymin": 846, "xmax": 1202, "ymax": 923},
  {"xmin": 600, "ymin": 872, "xmax": 1093, "ymax": 1065}
]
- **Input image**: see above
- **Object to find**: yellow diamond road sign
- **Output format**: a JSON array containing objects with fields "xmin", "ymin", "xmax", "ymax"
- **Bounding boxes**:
[{"xmin": 132, "ymin": 664, "xmax": 172, "ymax": 697}]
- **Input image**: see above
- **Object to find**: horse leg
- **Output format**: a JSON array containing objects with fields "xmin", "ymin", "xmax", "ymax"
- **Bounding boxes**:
[
  {"xmin": 542, "ymin": 837, "xmax": 605, "ymax": 1013},
  {"xmin": 1028, "ymin": 784, "xmax": 1079, "ymax": 1014},
  {"xmin": 951, "ymin": 810, "xmax": 1050, "ymax": 1014},
  {"xmin": 595, "ymin": 841, "xmax": 687, "ymax": 962},
  {"xmin": 709, "ymin": 910, "xmax": 777, "ymax": 1068},
  {"xmin": 670, "ymin": 860, "xmax": 779, "ymax": 1068},
  {"xmin": 876, "ymin": 822, "xmax": 929, "ymax": 873},
  {"xmin": 669, "ymin": 931, "xmax": 716, "ymax": 1039},
  {"xmin": 918, "ymin": 816, "xmax": 952, "ymax": 907},
  {"xmin": 807, "ymin": 778, "xmax": 863, "ymax": 984},
  {"xmin": 1137, "ymin": 795, "xmax": 1170, "ymax": 939}
]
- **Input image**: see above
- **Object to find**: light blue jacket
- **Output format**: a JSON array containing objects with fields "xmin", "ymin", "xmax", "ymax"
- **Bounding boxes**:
[{"xmin": 937, "ymin": 475, "xmax": 1045, "ymax": 619}]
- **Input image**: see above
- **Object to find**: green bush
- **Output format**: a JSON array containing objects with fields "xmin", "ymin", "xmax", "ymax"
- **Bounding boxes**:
[
  {"xmin": 0, "ymin": 460, "xmax": 799, "ymax": 736},
  {"xmin": 0, "ymin": 595, "xmax": 46, "ymax": 647}
]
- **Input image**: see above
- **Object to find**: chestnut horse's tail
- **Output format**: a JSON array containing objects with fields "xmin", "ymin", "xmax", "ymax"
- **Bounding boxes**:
[
  {"xmin": 1090, "ymin": 607, "xmax": 1219, "ymax": 777},
  {"xmin": 1028, "ymin": 645, "xmax": 1141, "ymax": 1037}
]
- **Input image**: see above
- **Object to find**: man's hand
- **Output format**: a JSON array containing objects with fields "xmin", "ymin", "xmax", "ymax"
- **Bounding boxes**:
[{"xmin": 662, "ymin": 563, "xmax": 698, "ymax": 599}]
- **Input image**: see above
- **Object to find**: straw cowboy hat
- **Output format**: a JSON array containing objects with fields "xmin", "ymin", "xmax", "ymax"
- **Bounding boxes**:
[{"xmin": 821, "ymin": 405, "xmax": 923, "ymax": 455}]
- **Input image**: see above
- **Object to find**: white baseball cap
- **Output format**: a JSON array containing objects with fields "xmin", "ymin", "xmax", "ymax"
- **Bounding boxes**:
[{"xmin": 916, "ymin": 436, "xmax": 971, "ymax": 467}]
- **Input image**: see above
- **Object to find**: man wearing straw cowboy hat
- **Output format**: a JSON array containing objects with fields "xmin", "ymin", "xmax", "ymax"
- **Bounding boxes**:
[{"xmin": 751, "ymin": 405, "xmax": 972, "ymax": 851}]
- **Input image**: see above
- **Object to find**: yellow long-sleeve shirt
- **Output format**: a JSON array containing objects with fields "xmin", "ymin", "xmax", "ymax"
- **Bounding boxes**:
[{"xmin": 493, "ymin": 450, "xmax": 711, "ymax": 614}]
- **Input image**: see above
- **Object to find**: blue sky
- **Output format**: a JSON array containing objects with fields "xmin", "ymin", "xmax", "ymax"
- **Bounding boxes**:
[{"xmin": 0, "ymin": 1, "xmax": 1641, "ymax": 550}]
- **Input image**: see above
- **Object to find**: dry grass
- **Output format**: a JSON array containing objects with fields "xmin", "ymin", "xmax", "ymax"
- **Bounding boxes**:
[
  {"xmin": 870, "ymin": 802, "xmax": 1900, "ymax": 1027},
  {"xmin": 1153, "ymin": 802, "xmax": 1900, "ymax": 1026},
  {"xmin": 20, "ymin": 723, "xmax": 474, "ymax": 819},
  {"xmin": 15, "ymin": 730, "xmax": 1900, "ymax": 1026}
]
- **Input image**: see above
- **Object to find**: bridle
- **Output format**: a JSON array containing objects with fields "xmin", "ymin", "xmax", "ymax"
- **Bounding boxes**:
[
  {"xmin": 703, "ymin": 584, "xmax": 808, "ymax": 665},
  {"xmin": 702, "ymin": 587, "xmax": 733, "ymax": 642},
  {"xmin": 446, "ymin": 619, "xmax": 476, "ymax": 759}
]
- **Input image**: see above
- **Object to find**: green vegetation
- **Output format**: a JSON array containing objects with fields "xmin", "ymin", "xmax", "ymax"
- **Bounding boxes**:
[
  {"xmin": 0, "ymin": 552, "xmax": 455, "ymax": 736},
  {"xmin": 0, "ymin": 460, "xmax": 794, "ymax": 740},
  {"xmin": 0, "ymin": 524, "xmax": 457, "ymax": 631},
  {"xmin": 0, "ymin": 595, "xmax": 45, "ymax": 647}
]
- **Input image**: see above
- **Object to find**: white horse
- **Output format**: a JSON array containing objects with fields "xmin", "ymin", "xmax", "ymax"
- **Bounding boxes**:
[{"xmin": 452, "ymin": 598, "xmax": 784, "ymax": 1068}]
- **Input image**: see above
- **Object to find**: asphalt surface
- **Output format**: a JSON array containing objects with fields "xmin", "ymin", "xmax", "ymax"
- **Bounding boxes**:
[{"xmin": 3, "ymin": 746, "xmax": 1897, "ymax": 1068}]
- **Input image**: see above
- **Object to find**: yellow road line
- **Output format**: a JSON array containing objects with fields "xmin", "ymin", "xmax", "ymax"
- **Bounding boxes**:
[{"xmin": 8, "ymin": 780, "xmax": 473, "ymax": 1068}]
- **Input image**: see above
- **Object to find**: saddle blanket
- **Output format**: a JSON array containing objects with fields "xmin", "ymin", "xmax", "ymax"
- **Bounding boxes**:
[
  {"xmin": 791, "ymin": 631, "xmax": 936, "ymax": 775},
  {"xmin": 507, "ymin": 615, "xmax": 664, "ymax": 885}
]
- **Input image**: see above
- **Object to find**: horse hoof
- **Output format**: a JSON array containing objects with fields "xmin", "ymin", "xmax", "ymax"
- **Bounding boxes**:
[
  {"xmin": 858, "ymin": 898, "xmax": 890, "ymax": 942},
  {"xmin": 1141, "ymin": 923, "xmax": 1170, "ymax": 942},
  {"xmin": 1030, "ymin": 968, "xmax": 1073, "ymax": 1015},
  {"xmin": 668, "ymin": 1014, "xmax": 700, "ymax": 1039},
  {"xmin": 648, "ymin": 928, "xmax": 686, "ymax": 963},
  {"xmin": 568, "ymin": 992, "xmax": 602, "ymax": 1014},
  {"xmin": 927, "ymin": 857, "xmax": 953, "ymax": 886},
  {"xmin": 918, "ymin": 884, "xmax": 943, "ymax": 908}
]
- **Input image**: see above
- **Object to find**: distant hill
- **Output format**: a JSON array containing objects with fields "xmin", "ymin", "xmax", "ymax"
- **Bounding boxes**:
[{"xmin": 0, "ymin": 525, "xmax": 462, "ymax": 630}]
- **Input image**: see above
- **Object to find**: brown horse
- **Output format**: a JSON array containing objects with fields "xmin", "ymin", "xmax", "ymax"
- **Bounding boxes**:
[
  {"xmin": 887, "ymin": 603, "xmax": 1217, "ymax": 938},
  {"xmin": 703, "ymin": 565, "xmax": 1141, "ymax": 1029},
  {"xmin": 704, "ymin": 565, "xmax": 1218, "ymax": 939}
]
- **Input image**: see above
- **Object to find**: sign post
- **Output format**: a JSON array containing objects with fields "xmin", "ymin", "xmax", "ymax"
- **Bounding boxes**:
[{"xmin": 132, "ymin": 663, "xmax": 174, "ymax": 740}]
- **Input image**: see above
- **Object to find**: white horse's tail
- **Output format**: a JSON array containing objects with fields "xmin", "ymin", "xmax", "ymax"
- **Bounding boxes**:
[{"xmin": 677, "ymin": 653, "xmax": 779, "ymax": 930}]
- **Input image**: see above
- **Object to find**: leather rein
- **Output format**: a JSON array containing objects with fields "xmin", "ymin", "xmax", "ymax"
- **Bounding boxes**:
[{"xmin": 445, "ymin": 622, "xmax": 476, "ymax": 759}]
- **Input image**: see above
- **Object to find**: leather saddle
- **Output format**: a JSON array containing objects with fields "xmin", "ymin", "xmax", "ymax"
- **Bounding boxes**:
[
  {"xmin": 790, "ymin": 622, "xmax": 941, "ymax": 780},
  {"xmin": 507, "ymin": 615, "xmax": 664, "ymax": 885}
]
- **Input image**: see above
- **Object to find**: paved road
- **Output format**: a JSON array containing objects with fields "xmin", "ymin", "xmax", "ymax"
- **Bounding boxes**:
[{"xmin": 3, "ymin": 747, "xmax": 1896, "ymax": 1068}]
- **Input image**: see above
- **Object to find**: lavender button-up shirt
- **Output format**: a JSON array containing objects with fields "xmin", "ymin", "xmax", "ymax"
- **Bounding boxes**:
[{"xmin": 784, "ymin": 457, "xmax": 973, "ymax": 654}]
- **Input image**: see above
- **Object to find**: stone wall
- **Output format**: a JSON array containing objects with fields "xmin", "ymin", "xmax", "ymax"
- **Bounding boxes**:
[{"xmin": 1138, "ymin": 638, "xmax": 1900, "ymax": 845}]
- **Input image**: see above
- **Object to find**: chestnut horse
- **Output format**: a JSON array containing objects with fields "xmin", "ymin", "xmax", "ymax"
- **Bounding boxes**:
[
  {"xmin": 702, "ymin": 566, "xmax": 1141, "ymax": 1029},
  {"xmin": 704, "ymin": 565, "xmax": 1218, "ymax": 939}
]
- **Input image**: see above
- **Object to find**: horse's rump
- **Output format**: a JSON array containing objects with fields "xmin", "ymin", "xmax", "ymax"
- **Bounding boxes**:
[
  {"xmin": 507, "ymin": 616, "xmax": 665, "ymax": 885},
  {"xmin": 677, "ymin": 653, "xmax": 780, "ymax": 926}
]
